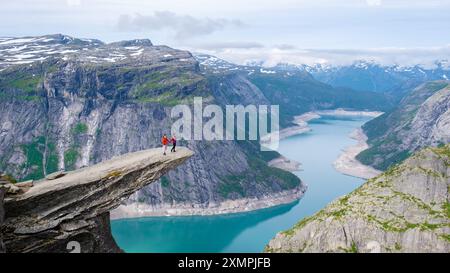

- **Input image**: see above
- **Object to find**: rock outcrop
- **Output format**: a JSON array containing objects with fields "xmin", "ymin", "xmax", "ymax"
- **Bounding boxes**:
[
  {"xmin": 266, "ymin": 145, "xmax": 450, "ymax": 253},
  {"xmin": 0, "ymin": 35, "xmax": 305, "ymax": 217},
  {"xmin": 357, "ymin": 81, "xmax": 450, "ymax": 170},
  {"xmin": 1, "ymin": 147, "xmax": 193, "ymax": 253}
]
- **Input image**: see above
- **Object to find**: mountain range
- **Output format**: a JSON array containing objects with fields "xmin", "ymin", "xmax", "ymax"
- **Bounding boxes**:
[
  {"xmin": 0, "ymin": 34, "xmax": 447, "ymax": 219},
  {"xmin": 306, "ymin": 60, "xmax": 449, "ymax": 96},
  {"xmin": 1, "ymin": 34, "xmax": 449, "ymax": 253},
  {"xmin": 196, "ymin": 53, "xmax": 393, "ymax": 127},
  {"xmin": 196, "ymin": 53, "xmax": 449, "ymax": 100},
  {"xmin": 0, "ymin": 35, "xmax": 307, "ymax": 217}
]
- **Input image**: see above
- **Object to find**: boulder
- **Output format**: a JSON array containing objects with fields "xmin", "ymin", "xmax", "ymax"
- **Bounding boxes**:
[{"xmin": 45, "ymin": 171, "xmax": 67, "ymax": 180}]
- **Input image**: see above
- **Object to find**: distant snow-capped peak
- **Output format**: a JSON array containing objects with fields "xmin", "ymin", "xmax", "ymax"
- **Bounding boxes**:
[{"xmin": 0, "ymin": 34, "xmax": 163, "ymax": 69}]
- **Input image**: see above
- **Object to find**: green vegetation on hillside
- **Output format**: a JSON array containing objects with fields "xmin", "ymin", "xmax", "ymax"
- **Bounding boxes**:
[
  {"xmin": 357, "ymin": 148, "xmax": 410, "ymax": 171},
  {"xmin": 160, "ymin": 176, "xmax": 171, "ymax": 188},
  {"xmin": 130, "ymin": 68, "xmax": 210, "ymax": 106},
  {"xmin": 63, "ymin": 122, "xmax": 89, "ymax": 171},
  {"xmin": 20, "ymin": 136, "xmax": 59, "ymax": 181},
  {"xmin": 431, "ymin": 145, "xmax": 450, "ymax": 160},
  {"xmin": 64, "ymin": 148, "xmax": 78, "ymax": 171},
  {"xmin": 248, "ymin": 73, "xmax": 392, "ymax": 128},
  {"xmin": 45, "ymin": 142, "xmax": 59, "ymax": 175},
  {"xmin": 214, "ymin": 139, "xmax": 301, "ymax": 199},
  {"xmin": 0, "ymin": 72, "xmax": 43, "ymax": 101},
  {"xmin": 8, "ymin": 74, "xmax": 42, "ymax": 92},
  {"xmin": 218, "ymin": 155, "xmax": 300, "ymax": 199},
  {"xmin": 358, "ymin": 81, "xmax": 449, "ymax": 170},
  {"xmin": 237, "ymin": 140, "xmax": 280, "ymax": 162},
  {"xmin": 273, "ymin": 145, "xmax": 450, "ymax": 253},
  {"xmin": 218, "ymin": 177, "xmax": 245, "ymax": 198},
  {"xmin": 0, "ymin": 173, "xmax": 17, "ymax": 184},
  {"xmin": 71, "ymin": 122, "xmax": 88, "ymax": 134},
  {"xmin": 363, "ymin": 81, "xmax": 448, "ymax": 140}
]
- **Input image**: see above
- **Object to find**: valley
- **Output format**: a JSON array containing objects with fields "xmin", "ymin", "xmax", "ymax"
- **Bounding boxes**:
[
  {"xmin": 1, "ymin": 34, "xmax": 449, "ymax": 253},
  {"xmin": 111, "ymin": 114, "xmax": 372, "ymax": 252}
]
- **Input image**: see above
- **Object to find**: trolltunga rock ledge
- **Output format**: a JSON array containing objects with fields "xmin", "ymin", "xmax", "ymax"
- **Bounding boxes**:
[{"xmin": 1, "ymin": 147, "xmax": 193, "ymax": 253}]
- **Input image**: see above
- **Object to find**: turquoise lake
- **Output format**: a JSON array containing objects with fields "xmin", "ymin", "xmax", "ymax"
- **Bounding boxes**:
[{"xmin": 111, "ymin": 115, "xmax": 371, "ymax": 253}]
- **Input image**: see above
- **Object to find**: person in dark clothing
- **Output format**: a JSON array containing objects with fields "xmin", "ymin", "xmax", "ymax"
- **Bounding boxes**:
[{"xmin": 170, "ymin": 135, "xmax": 176, "ymax": 152}]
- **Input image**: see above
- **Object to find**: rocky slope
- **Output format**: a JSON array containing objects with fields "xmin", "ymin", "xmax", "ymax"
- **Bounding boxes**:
[
  {"xmin": 1, "ymin": 147, "xmax": 193, "ymax": 253},
  {"xmin": 357, "ymin": 81, "xmax": 450, "ymax": 170},
  {"xmin": 196, "ymin": 54, "xmax": 449, "ymax": 99},
  {"xmin": 266, "ymin": 145, "xmax": 450, "ymax": 253},
  {"xmin": 196, "ymin": 54, "xmax": 393, "ymax": 128},
  {"xmin": 307, "ymin": 60, "xmax": 450, "ymax": 97},
  {"xmin": 248, "ymin": 68, "xmax": 392, "ymax": 128},
  {"xmin": 0, "ymin": 35, "xmax": 305, "ymax": 217}
]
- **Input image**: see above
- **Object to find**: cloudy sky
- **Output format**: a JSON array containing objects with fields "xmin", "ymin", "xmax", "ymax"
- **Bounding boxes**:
[{"xmin": 1, "ymin": 0, "xmax": 449, "ymax": 66}]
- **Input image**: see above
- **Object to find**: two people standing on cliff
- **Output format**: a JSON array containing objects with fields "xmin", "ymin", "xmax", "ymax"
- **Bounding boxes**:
[{"xmin": 161, "ymin": 134, "xmax": 176, "ymax": 155}]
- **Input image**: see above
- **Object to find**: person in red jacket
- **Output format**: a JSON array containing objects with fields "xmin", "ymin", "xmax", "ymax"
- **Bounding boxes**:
[
  {"xmin": 170, "ymin": 135, "xmax": 177, "ymax": 153},
  {"xmin": 161, "ymin": 134, "xmax": 169, "ymax": 155}
]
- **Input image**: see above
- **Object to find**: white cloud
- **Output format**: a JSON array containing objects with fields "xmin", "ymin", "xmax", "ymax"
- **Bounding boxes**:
[
  {"xmin": 274, "ymin": 44, "xmax": 297, "ymax": 50},
  {"xmin": 366, "ymin": 0, "xmax": 382, "ymax": 7},
  {"xmin": 1, "ymin": 0, "xmax": 449, "ymax": 68},
  {"xmin": 66, "ymin": 0, "xmax": 81, "ymax": 7},
  {"xmin": 191, "ymin": 45, "xmax": 450, "ymax": 68},
  {"xmin": 189, "ymin": 41, "xmax": 264, "ymax": 50},
  {"xmin": 116, "ymin": 12, "xmax": 245, "ymax": 40}
]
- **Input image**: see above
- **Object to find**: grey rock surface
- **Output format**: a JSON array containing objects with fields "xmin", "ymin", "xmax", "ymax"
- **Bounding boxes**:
[
  {"xmin": 266, "ymin": 145, "xmax": 450, "ymax": 253},
  {"xmin": 2, "ymin": 147, "xmax": 193, "ymax": 253},
  {"xmin": 0, "ymin": 35, "xmax": 304, "ymax": 217},
  {"xmin": 358, "ymin": 81, "xmax": 450, "ymax": 170},
  {"xmin": 45, "ymin": 171, "xmax": 66, "ymax": 180}
]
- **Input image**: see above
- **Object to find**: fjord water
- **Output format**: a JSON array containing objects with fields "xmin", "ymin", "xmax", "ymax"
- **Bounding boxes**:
[{"xmin": 111, "ymin": 116, "xmax": 370, "ymax": 252}]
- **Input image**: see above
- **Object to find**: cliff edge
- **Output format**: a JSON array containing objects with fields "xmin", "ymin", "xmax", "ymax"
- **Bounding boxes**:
[{"xmin": 0, "ymin": 147, "xmax": 193, "ymax": 253}]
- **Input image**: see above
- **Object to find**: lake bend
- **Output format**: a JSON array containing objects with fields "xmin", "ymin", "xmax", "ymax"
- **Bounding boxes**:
[{"xmin": 111, "ymin": 115, "xmax": 372, "ymax": 253}]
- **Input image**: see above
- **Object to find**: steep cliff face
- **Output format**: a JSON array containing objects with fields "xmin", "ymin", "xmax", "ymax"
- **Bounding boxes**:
[
  {"xmin": 0, "ymin": 35, "xmax": 304, "ymax": 217},
  {"xmin": 0, "ymin": 36, "xmax": 203, "ymax": 178},
  {"xmin": 0, "ymin": 183, "xmax": 5, "ymax": 253},
  {"xmin": 248, "ymin": 70, "xmax": 392, "ymax": 119},
  {"xmin": 266, "ymin": 145, "xmax": 450, "ymax": 253},
  {"xmin": 357, "ymin": 81, "xmax": 450, "ymax": 170},
  {"xmin": 195, "ymin": 54, "xmax": 393, "ymax": 128},
  {"xmin": 1, "ymin": 147, "xmax": 193, "ymax": 253},
  {"xmin": 207, "ymin": 73, "xmax": 270, "ymax": 106}
]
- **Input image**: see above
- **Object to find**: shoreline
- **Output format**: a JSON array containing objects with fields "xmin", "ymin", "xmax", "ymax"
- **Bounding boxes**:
[
  {"xmin": 333, "ymin": 128, "xmax": 382, "ymax": 180},
  {"xmin": 268, "ymin": 155, "xmax": 302, "ymax": 172},
  {"xmin": 112, "ymin": 108, "xmax": 382, "ymax": 220},
  {"xmin": 261, "ymin": 109, "xmax": 383, "ymax": 145},
  {"xmin": 110, "ymin": 185, "xmax": 307, "ymax": 219},
  {"xmin": 314, "ymin": 109, "xmax": 383, "ymax": 118},
  {"xmin": 260, "ymin": 112, "xmax": 320, "ymax": 146},
  {"xmin": 279, "ymin": 112, "xmax": 321, "ymax": 140},
  {"xmin": 268, "ymin": 109, "xmax": 383, "ymax": 179}
]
